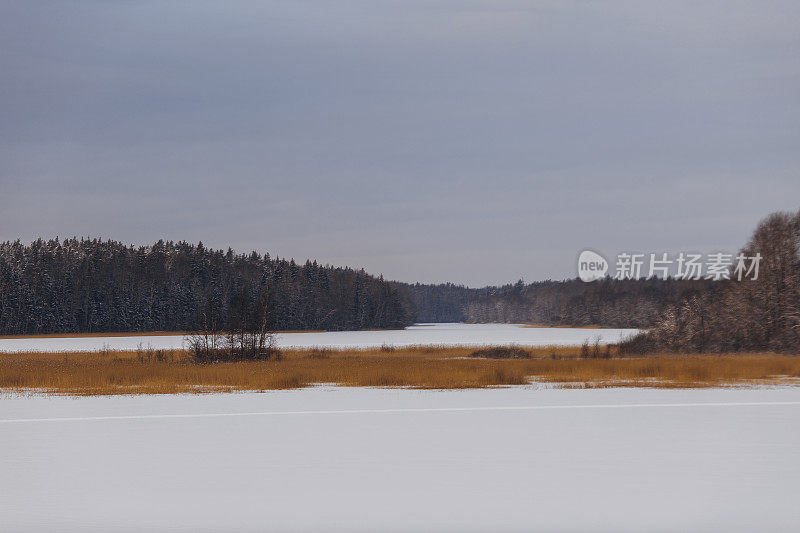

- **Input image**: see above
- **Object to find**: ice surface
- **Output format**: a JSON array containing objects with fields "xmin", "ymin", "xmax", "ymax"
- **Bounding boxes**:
[
  {"xmin": 2, "ymin": 386, "xmax": 800, "ymax": 532},
  {"xmin": 0, "ymin": 323, "xmax": 637, "ymax": 353}
]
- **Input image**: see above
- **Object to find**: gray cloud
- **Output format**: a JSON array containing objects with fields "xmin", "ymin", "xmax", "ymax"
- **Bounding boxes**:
[{"xmin": 2, "ymin": 1, "xmax": 799, "ymax": 285}]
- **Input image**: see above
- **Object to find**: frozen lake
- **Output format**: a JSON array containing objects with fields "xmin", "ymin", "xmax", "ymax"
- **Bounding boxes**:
[
  {"xmin": 0, "ymin": 323, "xmax": 637, "ymax": 353},
  {"xmin": 2, "ymin": 386, "xmax": 799, "ymax": 531}
]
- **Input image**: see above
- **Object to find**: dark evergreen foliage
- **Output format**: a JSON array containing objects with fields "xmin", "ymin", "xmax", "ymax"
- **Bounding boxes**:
[
  {"xmin": 0, "ymin": 238, "xmax": 413, "ymax": 334},
  {"xmin": 396, "ymin": 282, "xmax": 485, "ymax": 323},
  {"xmin": 400, "ymin": 277, "xmax": 711, "ymax": 329},
  {"xmin": 463, "ymin": 278, "xmax": 712, "ymax": 328}
]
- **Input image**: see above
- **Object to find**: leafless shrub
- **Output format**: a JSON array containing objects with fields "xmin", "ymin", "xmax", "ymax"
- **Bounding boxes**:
[
  {"xmin": 186, "ymin": 330, "xmax": 280, "ymax": 363},
  {"xmin": 136, "ymin": 343, "xmax": 181, "ymax": 363},
  {"xmin": 578, "ymin": 337, "xmax": 607, "ymax": 358},
  {"xmin": 618, "ymin": 331, "xmax": 658, "ymax": 355},
  {"xmin": 306, "ymin": 348, "xmax": 332, "ymax": 359},
  {"xmin": 186, "ymin": 287, "xmax": 281, "ymax": 363},
  {"xmin": 136, "ymin": 342, "xmax": 147, "ymax": 363},
  {"xmin": 580, "ymin": 339, "xmax": 590, "ymax": 358},
  {"xmin": 469, "ymin": 346, "xmax": 531, "ymax": 359}
]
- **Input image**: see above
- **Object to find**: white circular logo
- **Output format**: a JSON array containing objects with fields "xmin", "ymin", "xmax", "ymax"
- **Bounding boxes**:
[{"xmin": 578, "ymin": 250, "xmax": 608, "ymax": 282}]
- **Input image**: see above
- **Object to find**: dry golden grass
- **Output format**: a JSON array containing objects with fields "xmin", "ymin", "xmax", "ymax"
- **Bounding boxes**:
[{"xmin": 2, "ymin": 345, "xmax": 800, "ymax": 395}]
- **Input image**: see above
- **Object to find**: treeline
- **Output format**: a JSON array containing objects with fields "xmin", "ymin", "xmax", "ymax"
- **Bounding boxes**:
[
  {"xmin": 463, "ymin": 278, "xmax": 711, "ymax": 328},
  {"xmin": 399, "ymin": 278, "xmax": 710, "ymax": 329},
  {"xmin": 0, "ymin": 238, "xmax": 413, "ymax": 335},
  {"xmin": 624, "ymin": 210, "xmax": 800, "ymax": 353},
  {"xmin": 5, "ymin": 209, "xmax": 795, "ymax": 345},
  {"xmin": 396, "ymin": 282, "xmax": 486, "ymax": 322}
]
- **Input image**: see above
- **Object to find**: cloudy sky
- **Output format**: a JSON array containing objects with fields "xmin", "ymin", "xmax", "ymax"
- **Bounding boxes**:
[{"xmin": 1, "ymin": 1, "xmax": 798, "ymax": 286}]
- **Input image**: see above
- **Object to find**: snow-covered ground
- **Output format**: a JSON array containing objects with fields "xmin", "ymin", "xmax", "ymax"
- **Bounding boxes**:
[
  {"xmin": 0, "ymin": 323, "xmax": 637, "ymax": 353},
  {"xmin": 2, "ymin": 386, "xmax": 799, "ymax": 532}
]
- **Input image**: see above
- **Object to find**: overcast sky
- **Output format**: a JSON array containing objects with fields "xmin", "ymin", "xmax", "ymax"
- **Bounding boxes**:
[{"xmin": 1, "ymin": 1, "xmax": 798, "ymax": 286}]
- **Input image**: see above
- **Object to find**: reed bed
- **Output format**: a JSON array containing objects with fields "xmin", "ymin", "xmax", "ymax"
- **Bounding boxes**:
[{"xmin": 2, "ymin": 345, "xmax": 799, "ymax": 395}]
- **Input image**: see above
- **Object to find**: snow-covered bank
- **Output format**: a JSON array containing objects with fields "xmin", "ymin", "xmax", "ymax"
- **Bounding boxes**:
[
  {"xmin": 2, "ymin": 386, "xmax": 799, "ymax": 531},
  {"xmin": 0, "ymin": 322, "xmax": 638, "ymax": 353}
]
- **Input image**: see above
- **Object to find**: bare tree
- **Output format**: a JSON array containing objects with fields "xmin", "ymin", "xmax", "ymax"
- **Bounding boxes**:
[
  {"xmin": 626, "ymin": 209, "xmax": 800, "ymax": 354},
  {"xmin": 186, "ymin": 284, "xmax": 279, "ymax": 363}
]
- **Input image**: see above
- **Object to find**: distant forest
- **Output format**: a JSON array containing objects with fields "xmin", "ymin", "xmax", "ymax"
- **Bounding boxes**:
[
  {"xmin": 396, "ymin": 283, "xmax": 486, "ymax": 323},
  {"xmin": 3, "ymin": 230, "xmax": 782, "ymax": 337},
  {"xmin": 402, "ymin": 278, "xmax": 710, "ymax": 328},
  {"xmin": 0, "ymin": 239, "xmax": 413, "ymax": 335}
]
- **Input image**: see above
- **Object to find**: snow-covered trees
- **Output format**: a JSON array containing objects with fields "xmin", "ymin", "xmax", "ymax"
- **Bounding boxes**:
[{"xmin": 0, "ymin": 238, "xmax": 413, "ymax": 334}]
